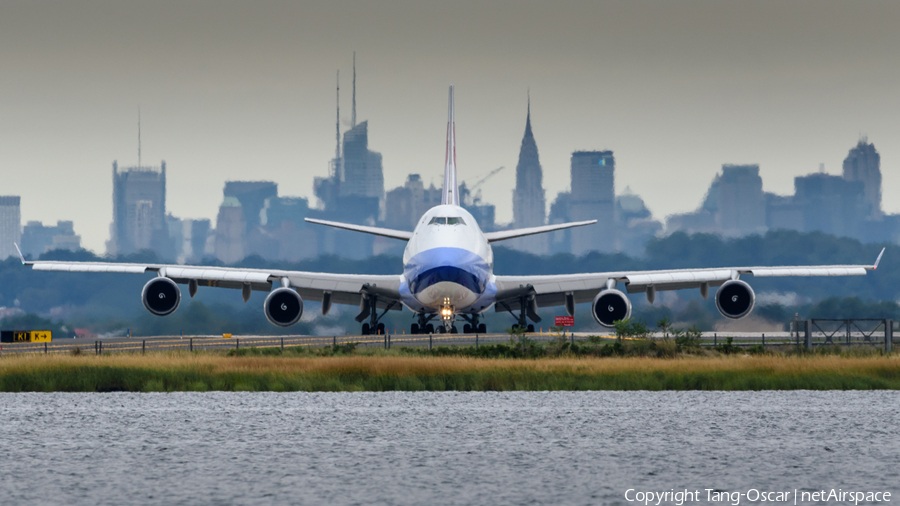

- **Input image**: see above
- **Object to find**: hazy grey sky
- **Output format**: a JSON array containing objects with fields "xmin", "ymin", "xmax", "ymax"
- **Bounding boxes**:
[{"xmin": 2, "ymin": 0, "xmax": 899, "ymax": 252}]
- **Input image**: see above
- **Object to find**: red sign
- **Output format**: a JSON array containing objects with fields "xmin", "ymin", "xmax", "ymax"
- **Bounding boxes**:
[{"xmin": 554, "ymin": 316, "xmax": 574, "ymax": 327}]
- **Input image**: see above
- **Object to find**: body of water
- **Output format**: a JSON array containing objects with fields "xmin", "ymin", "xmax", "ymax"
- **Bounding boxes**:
[{"xmin": 1, "ymin": 391, "xmax": 898, "ymax": 505}]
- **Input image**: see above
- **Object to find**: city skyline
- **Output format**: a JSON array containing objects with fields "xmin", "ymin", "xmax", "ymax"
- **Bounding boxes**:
[{"xmin": 2, "ymin": 1, "xmax": 900, "ymax": 252}]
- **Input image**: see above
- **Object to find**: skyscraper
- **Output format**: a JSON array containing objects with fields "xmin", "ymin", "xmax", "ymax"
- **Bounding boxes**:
[
  {"xmin": 339, "ymin": 121, "xmax": 385, "ymax": 202},
  {"xmin": 0, "ymin": 196, "xmax": 21, "ymax": 260},
  {"xmin": 21, "ymin": 220, "xmax": 81, "ymax": 258},
  {"xmin": 794, "ymin": 173, "xmax": 866, "ymax": 238},
  {"xmin": 177, "ymin": 218, "xmax": 211, "ymax": 264},
  {"xmin": 385, "ymin": 174, "xmax": 452, "ymax": 233},
  {"xmin": 260, "ymin": 196, "xmax": 318, "ymax": 262},
  {"xmin": 223, "ymin": 181, "xmax": 278, "ymax": 234},
  {"xmin": 715, "ymin": 164, "xmax": 767, "ymax": 237},
  {"xmin": 842, "ymin": 138, "xmax": 882, "ymax": 219},
  {"xmin": 510, "ymin": 98, "xmax": 547, "ymax": 254},
  {"xmin": 309, "ymin": 55, "xmax": 384, "ymax": 259},
  {"xmin": 547, "ymin": 191, "xmax": 573, "ymax": 254},
  {"xmin": 215, "ymin": 197, "xmax": 245, "ymax": 264},
  {"xmin": 108, "ymin": 161, "xmax": 169, "ymax": 257},
  {"xmin": 569, "ymin": 151, "xmax": 615, "ymax": 255}
]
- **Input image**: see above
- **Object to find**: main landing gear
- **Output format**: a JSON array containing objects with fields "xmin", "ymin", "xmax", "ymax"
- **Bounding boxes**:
[
  {"xmin": 498, "ymin": 290, "xmax": 540, "ymax": 334},
  {"xmin": 460, "ymin": 314, "xmax": 487, "ymax": 334},
  {"xmin": 410, "ymin": 313, "xmax": 436, "ymax": 335},
  {"xmin": 409, "ymin": 312, "xmax": 486, "ymax": 334},
  {"xmin": 357, "ymin": 291, "xmax": 396, "ymax": 335},
  {"xmin": 361, "ymin": 322, "xmax": 385, "ymax": 336}
]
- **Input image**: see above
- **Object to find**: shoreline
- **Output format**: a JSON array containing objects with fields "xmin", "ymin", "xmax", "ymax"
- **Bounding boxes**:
[{"xmin": 2, "ymin": 353, "xmax": 900, "ymax": 392}]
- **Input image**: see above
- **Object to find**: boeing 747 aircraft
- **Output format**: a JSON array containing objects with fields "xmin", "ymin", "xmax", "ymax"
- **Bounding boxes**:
[{"xmin": 18, "ymin": 86, "xmax": 884, "ymax": 335}]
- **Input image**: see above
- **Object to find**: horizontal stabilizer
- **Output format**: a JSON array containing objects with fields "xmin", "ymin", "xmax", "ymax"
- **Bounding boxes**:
[
  {"xmin": 483, "ymin": 220, "xmax": 597, "ymax": 243},
  {"xmin": 304, "ymin": 218, "xmax": 413, "ymax": 241}
]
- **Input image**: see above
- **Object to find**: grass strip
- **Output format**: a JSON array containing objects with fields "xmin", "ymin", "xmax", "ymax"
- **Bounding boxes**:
[{"xmin": 2, "ymin": 354, "xmax": 900, "ymax": 391}]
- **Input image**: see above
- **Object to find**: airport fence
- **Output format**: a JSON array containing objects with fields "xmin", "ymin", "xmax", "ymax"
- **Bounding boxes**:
[
  {"xmin": 0, "ymin": 321, "xmax": 896, "ymax": 356},
  {"xmin": 0, "ymin": 331, "xmax": 570, "ymax": 356},
  {"xmin": 802, "ymin": 319, "xmax": 894, "ymax": 352}
]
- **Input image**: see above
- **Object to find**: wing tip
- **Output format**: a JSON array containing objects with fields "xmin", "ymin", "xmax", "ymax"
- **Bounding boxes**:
[
  {"xmin": 13, "ymin": 243, "xmax": 25, "ymax": 265},
  {"xmin": 873, "ymin": 247, "xmax": 886, "ymax": 270}
]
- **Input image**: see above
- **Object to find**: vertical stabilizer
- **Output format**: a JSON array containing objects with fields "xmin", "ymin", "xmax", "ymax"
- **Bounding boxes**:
[{"xmin": 442, "ymin": 85, "xmax": 459, "ymax": 205}]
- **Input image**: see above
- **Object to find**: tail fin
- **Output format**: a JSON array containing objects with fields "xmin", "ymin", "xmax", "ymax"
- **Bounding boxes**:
[{"xmin": 442, "ymin": 85, "xmax": 459, "ymax": 205}]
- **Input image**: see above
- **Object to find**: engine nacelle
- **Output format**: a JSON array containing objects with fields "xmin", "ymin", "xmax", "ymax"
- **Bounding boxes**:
[
  {"xmin": 142, "ymin": 277, "xmax": 181, "ymax": 316},
  {"xmin": 591, "ymin": 289, "xmax": 632, "ymax": 328},
  {"xmin": 715, "ymin": 279, "xmax": 755, "ymax": 319},
  {"xmin": 264, "ymin": 288, "xmax": 304, "ymax": 327}
]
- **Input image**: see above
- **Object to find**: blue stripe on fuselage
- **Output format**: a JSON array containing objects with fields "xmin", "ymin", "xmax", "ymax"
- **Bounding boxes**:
[{"xmin": 404, "ymin": 247, "xmax": 490, "ymax": 295}]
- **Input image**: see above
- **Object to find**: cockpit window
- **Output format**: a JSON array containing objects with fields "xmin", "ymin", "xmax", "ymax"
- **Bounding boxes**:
[{"xmin": 429, "ymin": 217, "xmax": 465, "ymax": 226}]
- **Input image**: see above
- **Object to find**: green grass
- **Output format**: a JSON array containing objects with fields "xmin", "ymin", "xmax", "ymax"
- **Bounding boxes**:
[{"xmin": 1, "ymin": 351, "xmax": 900, "ymax": 391}]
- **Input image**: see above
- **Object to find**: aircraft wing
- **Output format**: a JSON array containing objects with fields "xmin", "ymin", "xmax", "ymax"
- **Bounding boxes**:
[
  {"xmin": 304, "ymin": 218, "xmax": 413, "ymax": 241},
  {"xmin": 493, "ymin": 248, "xmax": 885, "ymax": 309},
  {"xmin": 484, "ymin": 220, "xmax": 597, "ymax": 243},
  {"xmin": 21, "ymin": 258, "xmax": 403, "ymax": 310}
]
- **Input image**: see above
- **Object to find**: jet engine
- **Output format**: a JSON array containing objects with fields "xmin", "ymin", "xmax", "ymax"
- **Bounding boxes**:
[
  {"xmin": 591, "ymin": 289, "xmax": 632, "ymax": 328},
  {"xmin": 264, "ymin": 288, "xmax": 304, "ymax": 327},
  {"xmin": 142, "ymin": 277, "xmax": 181, "ymax": 316},
  {"xmin": 715, "ymin": 280, "xmax": 755, "ymax": 319}
]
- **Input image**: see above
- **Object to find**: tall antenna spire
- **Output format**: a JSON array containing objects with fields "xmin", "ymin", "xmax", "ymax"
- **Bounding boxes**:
[
  {"xmin": 138, "ymin": 106, "xmax": 141, "ymax": 168},
  {"xmin": 351, "ymin": 51, "xmax": 357, "ymax": 128},
  {"xmin": 335, "ymin": 70, "xmax": 341, "ymax": 160},
  {"xmin": 525, "ymin": 88, "xmax": 532, "ymax": 135}
]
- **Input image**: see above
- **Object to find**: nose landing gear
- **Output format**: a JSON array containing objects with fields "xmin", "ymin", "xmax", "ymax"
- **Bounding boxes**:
[
  {"xmin": 409, "ymin": 307, "xmax": 487, "ymax": 335},
  {"xmin": 438, "ymin": 300, "xmax": 456, "ymax": 334}
]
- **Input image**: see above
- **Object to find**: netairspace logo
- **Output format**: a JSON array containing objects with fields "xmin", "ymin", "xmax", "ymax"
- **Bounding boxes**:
[{"xmin": 624, "ymin": 488, "xmax": 892, "ymax": 506}]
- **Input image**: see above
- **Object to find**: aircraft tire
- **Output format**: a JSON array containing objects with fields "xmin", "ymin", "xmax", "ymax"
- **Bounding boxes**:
[
  {"xmin": 478, "ymin": 323, "xmax": 487, "ymax": 333},
  {"xmin": 411, "ymin": 324, "xmax": 419, "ymax": 334},
  {"xmin": 463, "ymin": 324, "xmax": 472, "ymax": 334},
  {"xmin": 361, "ymin": 323, "xmax": 370, "ymax": 335},
  {"xmin": 426, "ymin": 324, "xmax": 434, "ymax": 334},
  {"xmin": 377, "ymin": 323, "xmax": 385, "ymax": 335},
  {"xmin": 527, "ymin": 324, "xmax": 535, "ymax": 333}
]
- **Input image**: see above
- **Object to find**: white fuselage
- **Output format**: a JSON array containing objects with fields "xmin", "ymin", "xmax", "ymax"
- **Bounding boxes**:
[{"xmin": 398, "ymin": 204, "xmax": 497, "ymax": 314}]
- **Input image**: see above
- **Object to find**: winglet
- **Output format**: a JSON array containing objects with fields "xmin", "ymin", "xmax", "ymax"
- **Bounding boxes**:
[
  {"xmin": 14, "ymin": 243, "xmax": 25, "ymax": 264},
  {"xmin": 441, "ymin": 85, "xmax": 459, "ymax": 206},
  {"xmin": 873, "ymin": 247, "xmax": 885, "ymax": 270}
]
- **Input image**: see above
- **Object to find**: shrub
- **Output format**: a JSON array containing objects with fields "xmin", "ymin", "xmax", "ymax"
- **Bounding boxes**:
[
  {"xmin": 614, "ymin": 318, "xmax": 651, "ymax": 339},
  {"xmin": 674, "ymin": 325, "xmax": 703, "ymax": 350},
  {"xmin": 545, "ymin": 328, "xmax": 571, "ymax": 357},
  {"xmin": 587, "ymin": 335, "xmax": 607, "ymax": 345},
  {"xmin": 714, "ymin": 336, "xmax": 740, "ymax": 355},
  {"xmin": 747, "ymin": 344, "xmax": 767, "ymax": 355},
  {"xmin": 332, "ymin": 342, "xmax": 358, "ymax": 354},
  {"xmin": 598, "ymin": 341, "xmax": 623, "ymax": 357},
  {"xmin": 653, "ymin": 338, "xmax": 679, "ymax": 358}
]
